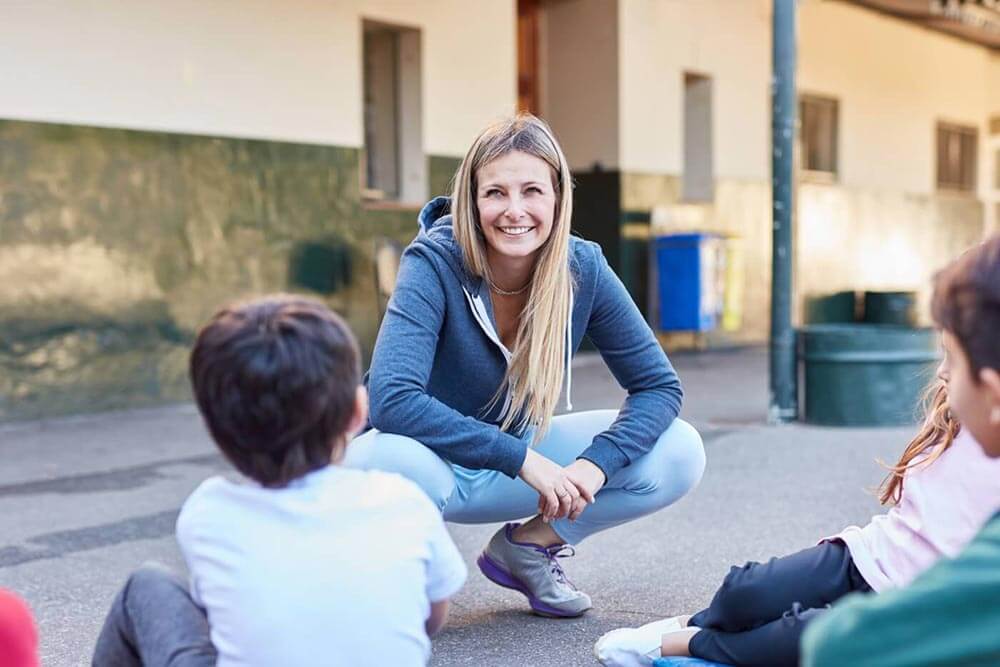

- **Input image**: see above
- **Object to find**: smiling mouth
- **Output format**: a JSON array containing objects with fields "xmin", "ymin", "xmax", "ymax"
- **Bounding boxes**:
[{"xmin": 498, "ymin": 226, "xmax": 534, "ymax": 237}]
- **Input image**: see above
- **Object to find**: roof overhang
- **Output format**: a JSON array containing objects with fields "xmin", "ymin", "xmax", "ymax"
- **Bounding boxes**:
[{"xmin": 844, "ymin": 0, "xmax": 1000, "ymax": 50}]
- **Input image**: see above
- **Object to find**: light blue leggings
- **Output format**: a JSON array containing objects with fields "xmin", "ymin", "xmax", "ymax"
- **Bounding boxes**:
[{"xmin": 345, "ymin": 410, "xmax": 706, "ymax": 544}]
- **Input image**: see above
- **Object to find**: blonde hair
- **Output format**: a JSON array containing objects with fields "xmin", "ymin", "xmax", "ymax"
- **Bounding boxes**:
[
  {"xmin": 451, "ymin": 114, "xmax": 573, "ymax": 443},
  {"xmin": 877, "ymin": 379, "xmax": 960, "ymax": 505}
]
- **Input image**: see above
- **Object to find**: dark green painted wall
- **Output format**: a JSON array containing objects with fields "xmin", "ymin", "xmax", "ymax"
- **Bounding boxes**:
[
  {"xmin": 0, "ymin": 119, "xmax": 460, "ymax": 421},
  {"xmin": 429, "ymin": 155, "xmax": 461, "ymax": 200}
]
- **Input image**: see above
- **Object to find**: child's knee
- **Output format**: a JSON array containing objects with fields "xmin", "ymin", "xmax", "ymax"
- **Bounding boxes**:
[
  {"xmin": 126, "ymin": 563, "xmax": 179, "ymax": 595},
  {"xmin": 713, "ymin": 561, "xmax": 767, "ymax": 614}
]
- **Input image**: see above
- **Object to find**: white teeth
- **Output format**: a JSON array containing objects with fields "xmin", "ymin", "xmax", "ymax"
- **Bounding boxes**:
[{"xmin": 499, "ymin": 227, "xmax": 532, "ymax": 236}]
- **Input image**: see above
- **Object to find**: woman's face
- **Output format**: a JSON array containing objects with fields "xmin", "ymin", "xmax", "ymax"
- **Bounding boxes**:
[
  {"xmin": 475, "ymin": 150, "xmax": 557, "ymax": 266},
  {"xmin": 940, "ymin": 330, "xmax": 1000, "ymax": 456}
]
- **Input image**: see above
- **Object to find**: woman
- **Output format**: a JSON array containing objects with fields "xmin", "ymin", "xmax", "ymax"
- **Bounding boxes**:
[{"xmin": 347, "ymin": 114, "xmax": 705, "ymax": 618}]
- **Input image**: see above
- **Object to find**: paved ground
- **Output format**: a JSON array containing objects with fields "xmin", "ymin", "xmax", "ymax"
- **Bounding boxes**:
[{"xmin": 0, "ymin": 347, "xmax": 911, "ymax": 666}]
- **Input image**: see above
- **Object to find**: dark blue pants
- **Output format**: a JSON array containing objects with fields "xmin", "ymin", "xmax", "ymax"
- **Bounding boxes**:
[{"xmin": 688, "ymin": 540, "xmax": 872, "ymax": 667}]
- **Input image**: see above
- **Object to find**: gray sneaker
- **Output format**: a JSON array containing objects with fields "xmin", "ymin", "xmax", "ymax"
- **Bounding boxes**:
[{"xmin": 477, "ymin": 522, "xmax": 592, "ymax": 617}]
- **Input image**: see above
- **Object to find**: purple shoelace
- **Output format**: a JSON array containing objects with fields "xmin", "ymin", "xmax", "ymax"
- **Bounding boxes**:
[{"xmin": 540, "ymin": 544, "xmax": 578, "ymax": 588}]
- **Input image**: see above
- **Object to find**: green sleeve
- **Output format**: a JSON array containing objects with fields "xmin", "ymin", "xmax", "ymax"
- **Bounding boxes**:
[{"xmin": 802, "ymin": 516, "xmax": 1000, "ymax": 667}]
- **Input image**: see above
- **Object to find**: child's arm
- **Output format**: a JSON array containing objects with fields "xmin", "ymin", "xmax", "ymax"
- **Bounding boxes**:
[
  {"xmin": 415, "ymin": 485, "xmax": 467, "ymax": 638},
  {"xmin": 425, "ymin": 599, "xmax": 450, "ymax": 637},
  {"xmin": 802, "ymin": 514, "xmax": 1000, "ymax": 666}
]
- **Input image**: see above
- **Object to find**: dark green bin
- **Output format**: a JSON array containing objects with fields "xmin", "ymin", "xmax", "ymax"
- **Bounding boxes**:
[
  {"xmin": 862, "ymin": 291, "xmax": 917, "ymax": 326},
  {"xmin": 800, "ymin": 324, "xmax": 938, "ymax": 426},
  {"xmin": 805, "ymin": 291, "xmax": 857, "ymax": 324}
]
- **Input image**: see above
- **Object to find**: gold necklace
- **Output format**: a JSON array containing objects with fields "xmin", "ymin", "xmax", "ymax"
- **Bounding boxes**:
[{"xmin": 487, "ymin": 276, "xmax": 531, "ymax": 296}]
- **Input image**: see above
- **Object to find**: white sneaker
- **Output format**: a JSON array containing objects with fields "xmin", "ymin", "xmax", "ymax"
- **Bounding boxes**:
[{"xmin": 594, "ymin": 616, "xmax": 685, "ymax": 666}]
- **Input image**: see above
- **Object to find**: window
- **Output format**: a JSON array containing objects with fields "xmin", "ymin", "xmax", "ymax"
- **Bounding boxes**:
[
  {"xmin": 683, "ymin": 72, "xmax": 714, "ymax": 202},
  {"xmin": 799, "ymin": 95, "xmax": 838, "ymax": 178},
  {"xmin": 362, "ymin": 21, "xmax": 425, "ymax": 203},
  {"xmin": 936, "ymin": 122, "xmax": 977, "ymax": 192}
]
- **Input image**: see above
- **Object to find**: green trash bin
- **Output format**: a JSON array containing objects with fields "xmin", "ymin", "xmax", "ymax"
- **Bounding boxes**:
[
  {"xmin": 805, "ymin": 291, "xmax": 857, "ymax": 324},
  {"xmin": 800, "ymin": 324, "xmax": 938, "ymax": 426},
  {"xmin": 862, "ymin": 291, "xmax": 917, "ymax": 326}
]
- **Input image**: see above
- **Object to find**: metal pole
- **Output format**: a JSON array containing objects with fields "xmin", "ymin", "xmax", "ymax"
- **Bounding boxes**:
[{"xmin": 769, "ymin": 0, "xmax": 797, "ymax": 423}]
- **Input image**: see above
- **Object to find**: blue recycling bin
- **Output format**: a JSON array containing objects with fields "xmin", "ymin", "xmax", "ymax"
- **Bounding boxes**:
[{"xmin": 655, "ymin": 233, "xmax": 724, "ymax": 332}]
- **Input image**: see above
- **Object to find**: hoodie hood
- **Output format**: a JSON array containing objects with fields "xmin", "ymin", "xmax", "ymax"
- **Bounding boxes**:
[
  {"xmin": 415, "ymin": 196, "xmax": 480, "ymax": 293},
  {"xmin": 417, "ymin": 195, "xmax": 452, "ymax": 234}
]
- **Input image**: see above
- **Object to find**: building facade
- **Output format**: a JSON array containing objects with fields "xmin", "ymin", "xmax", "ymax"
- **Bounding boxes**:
[
  {"xmin": 524, "ymin": 0, "xmax": 998, "ymax": 344},
  {"xmin": 0, "ymin": 1, "xmax": 515, "ymax": 420},
  {"xmin": 1, "ymin": 0, "xmax": 997, "ymax": 420}
]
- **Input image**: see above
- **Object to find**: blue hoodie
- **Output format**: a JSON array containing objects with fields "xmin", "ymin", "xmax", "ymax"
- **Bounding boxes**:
[{"xmin": 366, "ymin": 197, "xmax": 683, "ymax": 480}]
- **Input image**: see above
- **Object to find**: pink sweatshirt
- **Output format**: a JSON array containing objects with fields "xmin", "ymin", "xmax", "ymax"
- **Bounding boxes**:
[{"xmin": 833, "ymin": 429, "xmax": 1000, "ymax": 592}]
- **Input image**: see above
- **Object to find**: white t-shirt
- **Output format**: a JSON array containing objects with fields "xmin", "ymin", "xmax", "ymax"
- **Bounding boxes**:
[{"xmin": 176, "ymin": 465, "xmax": 467, "ymax": 667}]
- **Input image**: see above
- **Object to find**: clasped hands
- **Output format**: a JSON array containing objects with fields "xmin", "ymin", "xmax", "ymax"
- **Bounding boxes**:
[{"xmin": 518, "ymin": 448, "xmax": 606, "ymax": 523}]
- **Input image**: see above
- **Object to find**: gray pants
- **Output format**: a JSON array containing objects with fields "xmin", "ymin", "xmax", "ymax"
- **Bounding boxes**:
[{"xmin": 92, "ymin": 563, "xmax": 216, "ymax": 667}]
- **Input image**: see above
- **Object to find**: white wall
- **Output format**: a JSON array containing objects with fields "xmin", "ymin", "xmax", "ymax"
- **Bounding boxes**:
[{"xmin": 0, "ymin": 0, "xmax": 516, "ymax": 156}]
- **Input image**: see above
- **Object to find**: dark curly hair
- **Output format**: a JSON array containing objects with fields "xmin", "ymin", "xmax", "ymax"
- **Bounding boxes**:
[{"xmin": 190, "ymin": 295, "xmax": 360, "ymax": 487}]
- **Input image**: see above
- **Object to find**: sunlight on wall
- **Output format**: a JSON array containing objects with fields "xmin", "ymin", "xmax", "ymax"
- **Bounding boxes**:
[{"xmin": 0, "ymin": 241, "xmax": 159, "ymax": 312}]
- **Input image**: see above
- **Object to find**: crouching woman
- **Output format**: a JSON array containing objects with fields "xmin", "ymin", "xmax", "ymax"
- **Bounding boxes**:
[{"xmin": 347, "ymin": 114, "xmax": 705, "ymax": 618}]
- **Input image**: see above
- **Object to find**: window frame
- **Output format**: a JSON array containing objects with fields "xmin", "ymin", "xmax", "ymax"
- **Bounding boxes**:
[
  {"xmin": 936, "ymin": 121, "xmax": 978, "ymax": 194},
  {"xmin": 798, "ymin": 93, "xmax": 839, "ymax": 183},
  {"xmin": 681, "ymin": 71, "xmax": 715, "ymax": 203},
  {"xmin": 360, "ymin": 19, "xmax": 425, "ymax": 206}
]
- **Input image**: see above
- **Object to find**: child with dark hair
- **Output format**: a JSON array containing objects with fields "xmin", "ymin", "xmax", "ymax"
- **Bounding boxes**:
[
  {"xmin": 803, "ymin": 234, "xmax": 1000, "ymax": 666},
  {"xmin": 596, "ymin": 237, "xmax": 1000, "ymax": 667},
  {"xmin": 93, "ymin": 295, "xmax": 466, "ymax": 667}
]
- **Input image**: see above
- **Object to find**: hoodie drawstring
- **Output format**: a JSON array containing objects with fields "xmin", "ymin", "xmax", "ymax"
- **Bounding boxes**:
[
  {"xmin": 565, "ymin": 288, "xmax": 573, "ymax": 412},
  {"xmin": 463, "ymin": 284, "xmax": 574, "ymax": 414}
]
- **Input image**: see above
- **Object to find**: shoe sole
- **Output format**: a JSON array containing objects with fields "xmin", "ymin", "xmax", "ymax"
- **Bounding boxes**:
[{"xmin": 476, "ymin": 552, "xmax": 590, "ymax": 618}]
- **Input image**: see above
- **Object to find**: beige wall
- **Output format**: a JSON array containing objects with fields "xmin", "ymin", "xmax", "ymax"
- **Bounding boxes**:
[
  {"xmin": 540, "ymin": 0, "xmax": 619, "ymax": 170},
  {"xmin": 615, "ymin": 0, "xmax": 995, "ymax": 344},
  {"xmin": 799, "ymin": 0, "xmax": 991, "ymax": 196},
  {"xmin": 987, "ymin": 54, "xmax": 1000, "ymax": 235},
  {"xmin": 0, "ymin": 0, "xmax": 516, "ymax": 155},
  {"xmin": 797, "ymin": 184, "xmax": 985, "ymax": 324},
  {"xmin": 797, "ymin": 0, "xmax": 994, "ymax": 293},
  {"xmin": 991, "ymin": 53, "xmax": 1000, "ymax": 113},
  {"xmin": 618, "ymin": 0, "xmax": 996, "ymax": 198},
  {"xmin": 618, "ymin": 0, "xmax": 771, "ymax": 179},
  {"xmin": 646, "ymin": 179, "xmax": 984, "ymax": 341}
]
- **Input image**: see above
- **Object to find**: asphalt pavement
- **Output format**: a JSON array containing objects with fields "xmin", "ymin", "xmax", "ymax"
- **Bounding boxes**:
[{"xmin": 0, "ymin": 347, "xmax": 910, "ymax": 666}]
